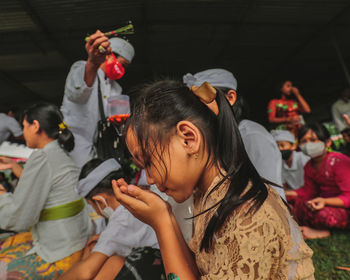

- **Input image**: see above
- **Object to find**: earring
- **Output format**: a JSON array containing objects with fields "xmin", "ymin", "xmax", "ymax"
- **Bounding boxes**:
[{"xmin": 194, "ymin": 153, "xmax": 199, "ymax": 159}]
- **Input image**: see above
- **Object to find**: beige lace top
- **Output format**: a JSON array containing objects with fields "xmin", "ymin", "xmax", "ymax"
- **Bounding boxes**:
[{"xmin": 189, "ymin": 175, "xmax": 315, "ymax": 280}]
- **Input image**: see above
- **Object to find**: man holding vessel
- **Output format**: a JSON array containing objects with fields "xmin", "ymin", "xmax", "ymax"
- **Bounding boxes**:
[{"xmin": 61, "ymin": 30, "xmax": 135, "ymax": 167}]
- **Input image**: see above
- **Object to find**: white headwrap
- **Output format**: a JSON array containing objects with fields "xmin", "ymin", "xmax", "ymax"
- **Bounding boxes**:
[
  {"xmin": 183, "ymin": 68, "xmax": 237, "ymax": 91},
  {"xmin": 109, "ymin": 37, "xmax": 135, "ymax": 62},
  {"xmin": 271, "ymin": 130, "xmax": 296, "ymax": 144},
  {"xmin": 76, "ymin": 158, "xmax": 121, "ymax": 197}
]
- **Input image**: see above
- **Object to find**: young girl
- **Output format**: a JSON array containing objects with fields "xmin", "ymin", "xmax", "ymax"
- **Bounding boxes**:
[
  {"xmin": 286, "ymin": 123, "xmax": 350, "ymax": 239},
  {"xmin": 268, "ymin": 80, "xmax": 311, "ymax": 136},
  {"xmin": 113, "ymin": 80, "xmax": 314, "ymax": 279},
  {"xmin": 0, "ymin": 103, "xmax": 92, "ymax": 279}
]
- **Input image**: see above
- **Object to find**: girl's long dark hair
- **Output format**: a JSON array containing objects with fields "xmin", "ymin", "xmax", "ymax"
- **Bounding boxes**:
[
  {"xmin": 24, "ymin": 103, "xmax": 74, "ymax": 152},
  {"xmin": 127, "ymin": 80, "xmax": 268, "ymax": 252}
]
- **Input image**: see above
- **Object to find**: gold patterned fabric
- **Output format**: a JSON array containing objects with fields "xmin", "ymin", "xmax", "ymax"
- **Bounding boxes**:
[{"xmin": 189, "ymin": 175, "xmax": 315, "ymax": 279}]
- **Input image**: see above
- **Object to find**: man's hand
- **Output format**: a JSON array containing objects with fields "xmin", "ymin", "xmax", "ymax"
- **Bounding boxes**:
[{"xmin": 85, "ymin": 30, "xmax": 111, "ymax": 67}]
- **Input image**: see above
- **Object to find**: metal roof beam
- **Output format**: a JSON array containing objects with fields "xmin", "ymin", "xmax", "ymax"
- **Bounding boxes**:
[
  {"xmin": 18, "ymin": 0, "xmax": 73, "ymax": 64},
  {"xmin": 0, "ymin": 70, "xmax": 46, "ymax": 102}
]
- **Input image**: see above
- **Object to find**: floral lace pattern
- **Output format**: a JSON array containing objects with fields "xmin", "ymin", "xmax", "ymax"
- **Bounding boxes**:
[{"xmin": 189, "ymin": 175, "xmax": 314, "ymax": 279}]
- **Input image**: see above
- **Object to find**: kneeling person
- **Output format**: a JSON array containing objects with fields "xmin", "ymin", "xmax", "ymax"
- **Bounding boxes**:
[{"xmin": 59, "ymin": 158, "xmax": 159, "ymax": 280}]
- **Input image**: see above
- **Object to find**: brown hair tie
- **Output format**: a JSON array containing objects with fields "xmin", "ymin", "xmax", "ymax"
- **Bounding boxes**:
[{"xmin": 191, "ymin": 82, "xmax": 219, "ymax": 115}]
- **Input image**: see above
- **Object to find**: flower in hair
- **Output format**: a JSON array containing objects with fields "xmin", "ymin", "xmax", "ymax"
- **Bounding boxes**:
[{"xmin": 58, "ymin": 121, "xmax": 70, "ymax": 131}]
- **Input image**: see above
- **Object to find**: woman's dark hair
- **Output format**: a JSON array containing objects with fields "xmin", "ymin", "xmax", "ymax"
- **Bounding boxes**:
[
  {"xmin": 23, "ymin": 103, "xmax": 74, "ymax": 152},
  {"xmin": 298, "ymin": 123, "xmax": 330, "ymax": 143},
  {"xmin": 341, "ymin": 127, "xmax": 350, "ymax": 137},
  {"xmin": 217, "ymin": 87, "xmax": 250, "ymax": 124},
  {"xmin": 126, "ymin": 79, "xmax": 268, "ymax": 252},
  {"xmin": 79, "ymin": 158, "xmax": 127, "ymax": 200}
]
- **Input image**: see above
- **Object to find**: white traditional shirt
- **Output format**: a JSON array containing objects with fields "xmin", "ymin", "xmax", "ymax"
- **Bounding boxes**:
[
  {"xmin": 0, "ymin": 140, "xmax": 93, "ymax": 263},
  {"xmin": 332, "ymin": 99, "xmax": 350, "ymax": 132},
  {"xmin": 92, "ymin": 205, "xmax": 158, "ymax": 257},
  {"xmin": 282, "ymin": 151, "xmax": 310, "ymax": 190},
  {"xmin": 239, "ymin": 119, "xmax": 286, "ymax": 199},
  {"xmin": 61, "ymin": 61, "xmax": 123, "ymax": 167},
  {"xmin": 0, "ymin": 113, "xmax": 22, "ymax": 144}
]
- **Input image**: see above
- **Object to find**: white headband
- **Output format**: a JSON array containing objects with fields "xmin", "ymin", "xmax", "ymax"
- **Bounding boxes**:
[
  {"xmin": 183, "ymin": 68, "xmax": 238, "ymax": 91},
  {"xmin": 76, "ymin": 158, "xmax": 121, "ymax": 197},
  {"xmin": 271, "ymin": 130, "xmax": 296, "ymax": 144}
]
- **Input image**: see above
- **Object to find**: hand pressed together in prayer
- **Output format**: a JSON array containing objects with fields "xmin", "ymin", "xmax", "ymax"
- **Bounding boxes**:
[
  {"xmin": 307, "ymin": 197, "xmax": 326, "ymax": 211},
  {"xmin": 112, "ymin": 178, "xmax": 171, "ymax": 230}
]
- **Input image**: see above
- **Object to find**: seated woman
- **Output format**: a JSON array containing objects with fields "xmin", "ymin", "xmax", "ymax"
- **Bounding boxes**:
[
  {"xmin": 0, "ymin": 103, "xmax": 92, "ymax": 279},
  {"xmin": 112, "ymin": 80, "xmax": 314, "ymax": 279},
  {"xmin": 59, "ymin": 158, "xmax": 160, "ymax": 280},
  {"xmin": 267, "ymin": 80, "xmax": 311, "ymax": 136},
  {"xmin": 286, "ymin": 123, "xmax": 350, "ymax": 239}
]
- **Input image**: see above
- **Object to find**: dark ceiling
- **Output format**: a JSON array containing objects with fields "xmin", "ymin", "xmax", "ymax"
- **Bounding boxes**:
[{"xmin": 1, "ymin": 0, "xmax": 350, "ymax": 125}]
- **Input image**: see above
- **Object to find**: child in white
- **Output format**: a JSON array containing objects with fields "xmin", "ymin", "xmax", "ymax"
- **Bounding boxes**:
[
  {"xmin": 271, "ymin": 130, "xmax": 310, "ymax": 190},
  {"xmin": 59, "ymin": 158, "xmax": 158, "ymax": 280}
]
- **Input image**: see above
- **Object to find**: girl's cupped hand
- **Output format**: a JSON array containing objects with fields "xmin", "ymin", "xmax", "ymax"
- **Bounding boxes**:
[{"xmin": 113, "ymin": 178, "xmax": 171, "ymax": 230}]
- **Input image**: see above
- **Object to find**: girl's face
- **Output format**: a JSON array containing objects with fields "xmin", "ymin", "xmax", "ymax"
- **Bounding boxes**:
[
  {"xmin": 299, "ymin": 129, "xmax": 321, "ymax": 145},
  {"xmin": 126, "ymin": 126, "xmax": 206, "ymax": 203},
  {"xmin": 22, "ymin": 118, "xmax": 39, "ymax": 149},
  {"xmin": 281, "ymin": 81, "xmax": 293, "ymax": 96}
]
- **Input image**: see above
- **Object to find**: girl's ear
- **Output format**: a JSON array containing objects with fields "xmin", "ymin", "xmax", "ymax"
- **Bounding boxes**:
[
  {"xmin": 176, "ymin": 121, "xmax": 201, "ymax": 156},
  {"xmin": 32, "ymin": 120, "xmax": 41, "ymax": 134},
  {"xmin": 225, "ymin": 89, "xmax": 237, "ymax": 106}
]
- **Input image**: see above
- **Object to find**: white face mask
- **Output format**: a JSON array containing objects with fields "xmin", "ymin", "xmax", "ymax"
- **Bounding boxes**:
[
  {"xmin": 300, "ymin": 142, "xmax": 325, "ymax": 158},
  {"xmin": 95, "ymin": 196, "xmax": 114, "ymax": 219}
]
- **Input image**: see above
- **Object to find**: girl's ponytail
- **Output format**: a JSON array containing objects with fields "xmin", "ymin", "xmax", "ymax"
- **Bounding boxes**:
[
  {"xmin": 57, "ymin": 122, "xmax": 75, "ymax": 152},
  {"xmin": 198, "ymin": 88, "xmax": 268, "ymax": 252}
]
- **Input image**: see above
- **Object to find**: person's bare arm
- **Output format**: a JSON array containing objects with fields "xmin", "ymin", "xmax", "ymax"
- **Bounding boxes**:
[
  {"xmin": 0, "ymin": 157, "xmax": 23, "ymax": 178},
  {"xmin": 285, "ymin": 190, "xmax": 297, "ymax": 197},
  {"xmin": 307, "ymin": 197, "xmax": 344, "ymax": 211},
  {"xmin": 93, "ymin": 255, "xmax": 125, "ymax": 280},
  {"xmin": 57, "ymin": 252, "xmax": 108, "ymax": 280},
  {"xmin": 291, "ymin": 87, "xmax": 311, "ymax": 113}
]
